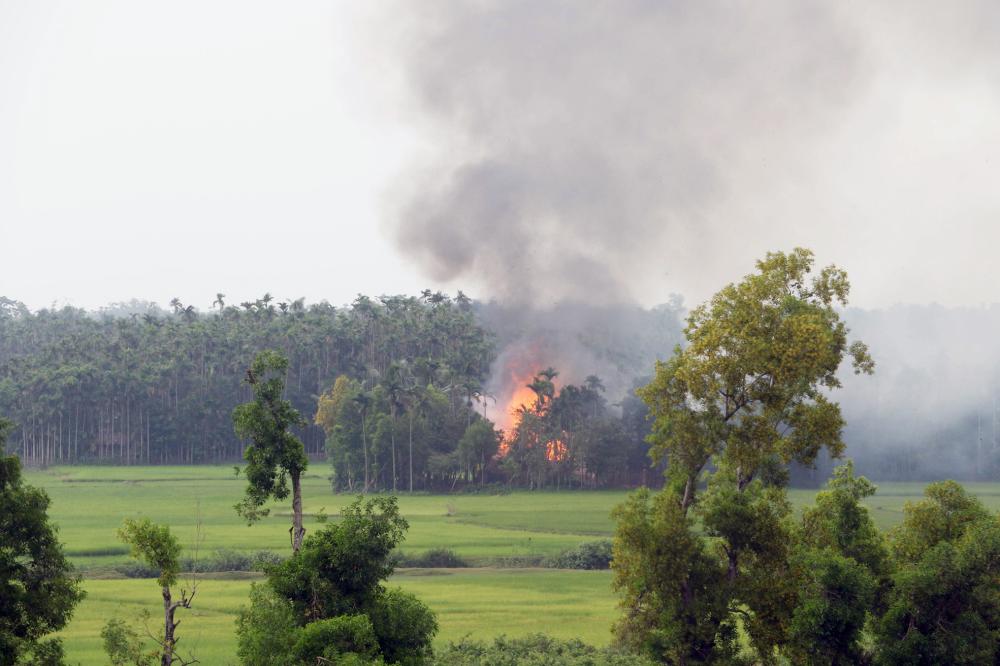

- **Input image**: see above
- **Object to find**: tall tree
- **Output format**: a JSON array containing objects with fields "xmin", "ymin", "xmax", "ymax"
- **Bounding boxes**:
[
  {"xmin": 352, "ymin": 391, "xmax": 373, "ymax": 494},
  {"xmin": 116, "ymin": 518, "xmax": 195, "ymax": 666},
  {"xmin": 233, "ymin": 350, "xmax": 309, "ymax": 552},
  {"xmin": 615, "ymin": 249, "xmax": 874, "ymax": 663},
  {"xmin": 0, "ymin": 416, "xmax": 84, "ymax": 665}
]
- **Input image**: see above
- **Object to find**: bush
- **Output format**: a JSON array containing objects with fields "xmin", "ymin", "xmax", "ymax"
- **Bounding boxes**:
[
  {"xmin": 433, "ymin": 634, "xmax": 656, "ymax": 665},
  {"xmin": 250, "ymin": 550, "xmax": 285, "ymax": 571},
  {"xmin": 547, "ymin": 540, "xmax": 613, "ymax": 570},
  {"xmin": 235, "ymin": 583, "xmax": 299, "ymax": 666},
  {"xmin": 292, "ymin": 614, "xmax": 379, "ymax": 664},
  {"xmin": 369, "ymin": 588, "xmax": 438, "ymax": 666},
  {"xmin": 115, "ymin": 561, "xmax": 161, "ymax": 579},
  {"xmin": 181, "ymin": 548, "xmax": 252, "ymax": 573},
  {"xmin": 396, "ymin": 548, "xmax": 469, "ymax": 568}
]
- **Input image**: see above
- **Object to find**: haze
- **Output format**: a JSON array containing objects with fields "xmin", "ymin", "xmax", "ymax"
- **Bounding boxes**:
[{"xmin": 3, "ymin": 1, "xmax": 1000, "ymax": 310}]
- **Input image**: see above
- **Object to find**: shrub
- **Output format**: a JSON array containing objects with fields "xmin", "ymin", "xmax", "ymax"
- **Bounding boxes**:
[
  {"xmin": 433, "ymin": 634, "xmax": 656, "ymax": 665},
  {"xmin": 369, "ymin": 588, "xmax": 438, "ymax": 666},
  {"xmin": 547, "ymin": 540, "xmax": 613, "ymax": 570},
  {"xmin": 397, "ymin": 548, "xmax": 469, "ymax": 568},
  {"xmin": 115, "ymin": 561, "xmax": 161, "ymax": 579},
  {"xmin": 235, "ymin": 583, "xmax": 299, "ymax": 666},
  {"xmin": 250, "ymin": 549, "xmax": 285, "ymax": 571},
  {"xmin": 292, "ymin": 614, "xmax": 379, "ymax": 664}
]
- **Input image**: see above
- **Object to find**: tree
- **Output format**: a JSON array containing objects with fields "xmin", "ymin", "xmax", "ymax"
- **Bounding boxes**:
[
  {"xmin": 615, "ymin": 248, "xmax": 874, "ymax": 662},
  {"xmin": 235, "ymin": 496, "xmax": 438, "ymax": 665},
  {"xmin": 233, "ymin": 350, "xmax": 309, "ymax": 552},
  {"xmin": 0, "ymin": 416, "xmax": 84, "ymax": 666},
  {"xmin": 873, "ymin": 482, "xmax": 1000, "ymax": 665},
  {"xmin": 384, "ymin": 363, "xmax": 406, "ymax": 492},
  {"xmin": 457, "ymin": 419, "xmax": 501, "ymax": 486},
  {"xmin": 784, "ymin": 463, "xmax": 890, "ymax": 665},
  {"xmin": 115, "ymin": 518, "xmax": 195, "ymax": 666},
  {"xmin": 352, "ymin": 391, "xmax": 373, "ymax": 494}
]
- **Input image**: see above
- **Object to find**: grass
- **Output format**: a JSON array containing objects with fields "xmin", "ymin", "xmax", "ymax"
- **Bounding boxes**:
[
  {"xmin": 22, "ymin": 465, "xmax": 1000, "ymax": 664},
  {"xmin": 57, "ymin": 571, "xmax": 617, "ymax": 665},
  {"xmin": 26, "ymin": 466, "xmax": 621, "ymax": 569}
]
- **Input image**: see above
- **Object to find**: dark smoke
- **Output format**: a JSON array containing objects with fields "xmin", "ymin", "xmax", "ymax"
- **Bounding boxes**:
[
  {"xmin": 385, "ymin": 0, "xmax": 863, "ymax": 305},
  {"xmin": 380, "ymin": 1, "xmax": 1000, "ymax": 479}
]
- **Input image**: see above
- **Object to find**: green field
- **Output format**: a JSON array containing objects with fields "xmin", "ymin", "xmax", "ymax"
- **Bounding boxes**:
[{"xmin": 22, "ymin": 465, "xmax": 1000, "ymax": 665}]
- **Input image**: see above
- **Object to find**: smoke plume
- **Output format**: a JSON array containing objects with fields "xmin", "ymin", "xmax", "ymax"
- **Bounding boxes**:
[
  {"xmin": 382, "ymin": 0, "xmax": 1000, "ymax": 309},
  {"xmin": 384, "ymin": 0, "xmax": 864, "ymax": 305}
]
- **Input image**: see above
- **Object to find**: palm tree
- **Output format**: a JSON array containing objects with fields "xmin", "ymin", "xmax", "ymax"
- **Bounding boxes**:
[
  {"xmin": 383, "ymin": 363, "xmax": 406, "ymax": 492},
  {"xmin": 352, "ymin": 391, "xmax": 372, "ymax": 493}
]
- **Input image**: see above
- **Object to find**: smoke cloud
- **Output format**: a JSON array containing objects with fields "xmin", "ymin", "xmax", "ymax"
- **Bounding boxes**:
[
  {"xmin": 382, "ymin": 0, "xmax": 1000, "ymax": 309},
  {"xmin": 378, "ymin": 1, "xmax": 1000, "ymax": 478}
]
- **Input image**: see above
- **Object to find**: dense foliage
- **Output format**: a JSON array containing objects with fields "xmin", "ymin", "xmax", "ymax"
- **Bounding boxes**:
[
  {"xmin": 0, "ymin": 416, "xmax": 84, "ymax": 666},
  {"xmin": 433, "ymin": 635, "xmax": 657, "ymax": 665},
  {"xmin": 0, "ymin": 292, "xmax": 494, "ymax": 471},
  {"xmin": 873, "ymin": 481, "xmax": 1000, "ymax": 665},
  {"xmin": 237, "ymin": 496, "xmax": 437, "ymax": 665},
  {"xmin": 613, "ymin": 249, "xmax": 876, "ymax": 663}
]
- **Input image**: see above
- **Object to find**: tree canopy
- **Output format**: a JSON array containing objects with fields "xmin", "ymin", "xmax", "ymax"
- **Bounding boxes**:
[
  {"xmin": 236, "ymin": 496, "xmax": 437, "ymax": 665},
  {"xmin": 0, "ymin": 416, "xmax": 83, "ymax": 665},
  {"xmin": 614, "ymin": 248, "xmax": 875, "ymax": 664}
]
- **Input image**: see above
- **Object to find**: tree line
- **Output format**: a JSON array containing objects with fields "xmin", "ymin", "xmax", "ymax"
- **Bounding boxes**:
[
  {"xmin": 0, "ymin": 291, "xmax": 665, "ymax": 490},
  {"xmin": 0, "ymin": 291, "xmax": 494, "ymax": 467}
]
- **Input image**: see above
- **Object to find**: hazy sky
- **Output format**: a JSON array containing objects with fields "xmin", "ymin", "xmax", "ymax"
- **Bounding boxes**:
[{"xmin": 3, "ymin": 2, "xmax": 1000, "ymax": 311}]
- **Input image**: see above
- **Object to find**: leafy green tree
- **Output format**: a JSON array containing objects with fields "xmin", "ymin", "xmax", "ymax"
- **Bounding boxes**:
[
  {"xmin": 268, "ymin": 496, "xmax": 408, "ymax": 620},
  {"xmin": 0, "ymin": 416, "xmax": 84, "ymax": 666},
  {"xmin": 236, "ymin": 496, "xmax": 437, "ymax": 665},
  {"xmin": 873, "ymin": 482, "xmax": 1000, "ymax": 665},
  {"xmin": 615, "ymin": 249, "xmax": 873, "ymax": 662},
  {"xmin": 233, "ymin": 350, "xmax": 309, "ymax": 552},
  {"xmin": 116, "ymin": 518, "xmax": 194, "ymax": 666},
  {"xmin": 784, "ymin": 464, "xmax": 889, "ymax": 666},
  {"xmin": 457, "ymin": 419, "xmax": 501, "ymax": 486},
  {"xmin": 612, "ymin": 488, "xmax": 737, "ymax": 664}
]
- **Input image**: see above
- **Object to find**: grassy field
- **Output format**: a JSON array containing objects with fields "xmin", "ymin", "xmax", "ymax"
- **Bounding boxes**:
[
  {"xmin": 60, "ymin": 570, "xmax": 617, "ymax": 666},
  {"xmin": 22, "ymin": 465, "xmax": 1000, "ymax": 664}
]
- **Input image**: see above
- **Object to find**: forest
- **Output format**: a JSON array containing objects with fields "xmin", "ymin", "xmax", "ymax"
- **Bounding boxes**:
[
  {"xmin": 0, "ymin": 292, "xmax": 669, "ymax": 489},
  {"xmin": 7, "ymin": 288, "xmax": 1000, "ymax": 484}
]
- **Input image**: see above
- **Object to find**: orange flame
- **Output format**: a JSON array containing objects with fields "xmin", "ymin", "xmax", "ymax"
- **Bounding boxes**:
[
  {"xmin": 492, "ymin": 364, "xmax": 567, "ymax": 462},
  {"xmin": 546, "ymin": 439, "xmax": 568, "ymax": 462}
]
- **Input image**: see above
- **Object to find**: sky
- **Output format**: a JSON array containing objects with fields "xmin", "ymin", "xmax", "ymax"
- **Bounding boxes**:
[{"xmin": 2, "ymin": 1, "xmax": 1000, "ymax": 312}]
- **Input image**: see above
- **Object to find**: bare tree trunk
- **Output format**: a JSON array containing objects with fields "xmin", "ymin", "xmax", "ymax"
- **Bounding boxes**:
[
  {"xmin": 361, "ymin": 416, "xmax": 369, "ymax": 494},
  {"xmin": 161, "ymin": 587, "xmax": 175, "ymax": 666},
  {"xmin": 291, "ymin": 470, "xmax": 305, "ymax": 553},
  {"xmin": 391, "ymin": 412, "xmax": 397, "ymax": 493}
]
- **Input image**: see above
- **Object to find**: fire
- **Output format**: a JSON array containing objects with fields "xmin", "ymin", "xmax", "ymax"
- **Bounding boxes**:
[
  {"xmin": 495, "ymin": 375, "xmax": 538, "ymax": 456},
  {"xmin": 546, "ymin": 439, "xmax": 568, "ymax": 462},
  {"xmin": 486, "ymin": 340, "xmax": 571, "ymax": 462},
  {"xmin": 490, "ymin": 362, "xmax": 565, "ymax": 462}
]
